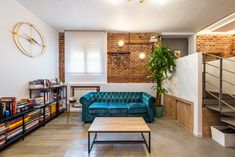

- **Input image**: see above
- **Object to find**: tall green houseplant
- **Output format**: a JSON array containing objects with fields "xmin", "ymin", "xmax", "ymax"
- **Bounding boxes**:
[{"xmin": 148, "ymin": 44, "xmax": 176, "ymax": 111}]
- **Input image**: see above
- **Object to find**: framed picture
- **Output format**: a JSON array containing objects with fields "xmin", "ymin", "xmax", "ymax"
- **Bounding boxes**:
[{"xmin": 174, "ymin": 50, "xmax": 181, "ymax": 59}]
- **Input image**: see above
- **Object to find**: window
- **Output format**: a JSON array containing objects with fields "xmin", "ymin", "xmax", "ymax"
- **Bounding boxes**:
[{"xmin": 65, "ymin": 31, "xmax": 107, "ymax": 83}]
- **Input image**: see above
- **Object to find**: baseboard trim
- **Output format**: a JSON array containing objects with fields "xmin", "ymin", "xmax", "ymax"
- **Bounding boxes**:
[{"xmin": 193, "ymin": 131, "xmax": 203, "ymax": 137}]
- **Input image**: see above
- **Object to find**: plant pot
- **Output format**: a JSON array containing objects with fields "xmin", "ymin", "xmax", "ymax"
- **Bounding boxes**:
[{"xmin": 154, "ymin": 106, "xmax": 163, "ymax": 118}]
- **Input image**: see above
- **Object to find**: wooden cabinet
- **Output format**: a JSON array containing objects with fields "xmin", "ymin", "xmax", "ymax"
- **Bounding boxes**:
[{"xmin": 164, "ymin": 94, "xmax": 194, "ymax": 132}]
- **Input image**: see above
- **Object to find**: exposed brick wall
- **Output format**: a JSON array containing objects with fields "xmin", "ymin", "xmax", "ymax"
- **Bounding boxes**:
[
  {"xmin": 59, "ymin": 33, "xmax": 65, "ymax": 81},
  {"xmin": 233, "ymin": 35, "xmax": 235, "ymax": 54},
  {"xmin": 107, "ymin": 33, "xmax": 160, "ymax": 83},
  {"xmin": 197, "ymin": 34, "xmax": 235, "ymax": 58},
  {"xmin": 58, "ymin": 32, "xmax": 160, "ymax": 83}
]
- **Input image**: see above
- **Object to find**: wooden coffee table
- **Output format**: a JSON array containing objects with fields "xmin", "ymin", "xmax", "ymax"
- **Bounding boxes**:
[{"xmin": 88, "ymin": 117, "xmax": 151, "ymax": 153}]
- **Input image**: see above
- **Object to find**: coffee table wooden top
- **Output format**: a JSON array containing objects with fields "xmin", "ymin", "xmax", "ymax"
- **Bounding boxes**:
[{"xmin": 88, "ymin": 117, "xmax": 150, "ymax": 132}]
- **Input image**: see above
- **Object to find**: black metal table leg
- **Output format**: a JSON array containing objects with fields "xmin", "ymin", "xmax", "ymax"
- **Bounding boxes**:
[
  {"xmin": 148, "ymin": 131, "xmax": 151, "ymax": 153},
  {"xmin": 141, "ymin": 132, "xmax": 151, "ymax": 153},
  {"xmin": 88, "ymin": 132, "xmax": 97, "ymax": 153},
  {"xmin": 88, "ymin": 132, "xmax": 151, "ymax": 153},
  {"xmin": 88, "ymin": 132, "xmax": 90, "ymax": 153}
]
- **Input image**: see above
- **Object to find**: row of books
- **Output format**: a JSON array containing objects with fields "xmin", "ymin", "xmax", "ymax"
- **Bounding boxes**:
[
  {"xmin": 0, "ymin": 123, "xmax": 6, "ymax": 146},
  {"xmin": 16, "ymin": 99, "xmax": 35, "ymax": 113},
  {"xmin": 55, "ymin": 89, "xmax": 66, "ymax": 100},
  {"xmin": 0, "ymin": 97, "xmax": 16, "ymax": 119},
  {"xmin": 1, "ymin": 98, "xmax": 36, "ymax": 120},
  {"xmin": 5, "ymin": 116, "xmax": 28, "ymax": 141},
  {"xmin": 0, "ymin": 100, "xmax": 64, "ymax": 147},
  {"xmin": 25, "ymin": 110, "xmax": 41, "ymax": 131},
  {"xmin": 29, "ymin": 79, "xmax": 50, "ymax": 89},
  {"xmin": 34, "ymin": 92, "xmax": 55, "ymax": 106},
  {"xmin": 39, "ymin": 106, "xmax": 50, "ymax": 122},
  {"xmin": 29, "ymin": 79, "xmax": 64, "ymax": 89},
  {"xmin": 0, "ymin": 109, "xmax": 42, "ymax": 146}
]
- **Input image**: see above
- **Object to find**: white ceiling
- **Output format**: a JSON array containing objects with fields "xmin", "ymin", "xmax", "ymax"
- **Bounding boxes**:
[
  {"xmin": 17, "ymin": 0, "xmax": 235, "ymax": 33},
  {"xmin": 198, "ymin": 12, "xmax": 235, "ymax": 34}
]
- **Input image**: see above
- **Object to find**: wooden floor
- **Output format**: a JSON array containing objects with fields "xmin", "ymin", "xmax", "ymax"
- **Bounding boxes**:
[{"xmin": 1, "ymin": 112, "xmax": 235, "ymax": 157}]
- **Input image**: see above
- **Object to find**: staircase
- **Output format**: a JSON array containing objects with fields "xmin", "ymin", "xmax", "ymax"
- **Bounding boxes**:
[{"xmin": 203, "ymin": 53, "xmax": 235, "ymax": 127}]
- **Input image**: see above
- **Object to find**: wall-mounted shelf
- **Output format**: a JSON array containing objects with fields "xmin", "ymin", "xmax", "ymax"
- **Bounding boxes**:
[
  {"xmin": 127, "ymin": 42, "xmax": 154, "ymax": 45},
  {"xmin": 108, "ymin": 51, "xmax": 130, "ymax": 55}
]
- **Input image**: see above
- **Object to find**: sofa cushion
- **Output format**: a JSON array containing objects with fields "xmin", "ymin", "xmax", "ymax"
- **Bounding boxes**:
[
  {"xmin": 109, "ymin": 103, "xmax": 128, "ymax": 114},
  {"xmin": 128, "ymin": 103, "xmax": 148, "ymax": 114},
  {"xmin": 88, "ymin": 102, "xmax": 110, "ymax": 114}
]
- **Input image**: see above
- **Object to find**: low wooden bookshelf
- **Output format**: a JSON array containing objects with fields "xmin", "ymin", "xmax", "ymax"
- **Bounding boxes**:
[{"xmin": 0, "ymin": 85, "xmax": 67, "ymax": 150}]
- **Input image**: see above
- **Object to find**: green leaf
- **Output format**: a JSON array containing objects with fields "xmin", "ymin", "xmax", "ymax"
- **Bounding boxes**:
[{"xmin": 147, "ymin": 43, "xmax": 176, "ymax": 94}]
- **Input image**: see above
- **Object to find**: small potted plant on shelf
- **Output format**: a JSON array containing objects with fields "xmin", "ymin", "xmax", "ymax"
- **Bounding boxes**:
[{"xmin": 147, "ymin": 43, "xmax": 176, "ymax": 117}]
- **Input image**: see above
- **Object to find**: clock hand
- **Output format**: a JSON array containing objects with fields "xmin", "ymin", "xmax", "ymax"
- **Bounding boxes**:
[
  {"xmin": 23, "ymin": 33, "xmax": 43, "ymax": 47},
  {"xmin": 15, "ymin": 33, "xmax": 32, "ymax": 42}
]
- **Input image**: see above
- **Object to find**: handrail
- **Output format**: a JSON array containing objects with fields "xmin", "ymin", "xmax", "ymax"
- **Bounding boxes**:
[
  {"xmin": 205, "ymin": 72, "xmax": 220, "ymax": 79},
  {"xmin": 205, "ymin": 63, "xmax": 219, "ymax": 69},
  {"xmin": 203, "ymin": 53, "xmax": 235, "ymax": 113},
  {"xmin": 205, "ymin": 72, "xmax": 235, "ymax": 87},
  {"xmin": 222, "ymin": 68, "xmax": 235, "ymax": 75},
  {"xmin": 222, "ymin": 79, "xmax": 235, "ymax": 87},
  {"xmin": 203, "ymin": 53, "xmax": 235, "ymax": 63},
  {"xmin": 206, "ymin": 81, "xmax": 219, "ymax": 90},
  {"xmin": 203, "ymin": 53, "xmax": 222, "ymax": 59},
  {"xmin": 205, "ymin": 63, "xmax": 235, "ymax": 75},
  {"xmin": 223, "ymin": 58, "xmax": 235, "ymax": 63}
]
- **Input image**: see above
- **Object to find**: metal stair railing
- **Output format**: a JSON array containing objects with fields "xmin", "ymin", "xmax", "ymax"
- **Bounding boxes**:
[{"xmin": 203, "ymin": 52, "xmax": 235, "ymax": 112}]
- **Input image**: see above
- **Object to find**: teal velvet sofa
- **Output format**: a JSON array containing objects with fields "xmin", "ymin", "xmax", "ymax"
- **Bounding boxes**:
[{"xmin": 80, "ymin": 92, "xmax": 155, "ymax": 122}]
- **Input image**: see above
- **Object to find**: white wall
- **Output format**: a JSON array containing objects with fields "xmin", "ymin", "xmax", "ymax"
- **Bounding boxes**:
[
  {"xmin": 206, "ymin": 57, "xmax": 235, "ymax": 95},
  {"xmin": 164, "ymin": 53, "xmax": 203, "ymax": 137},
  {"xmin": 0, "ymin": 0, "xmax": 58, "ymax": 98},
  {"xmin": 188, "ymin": 34, "xmax": 197, "ymax": 55}
]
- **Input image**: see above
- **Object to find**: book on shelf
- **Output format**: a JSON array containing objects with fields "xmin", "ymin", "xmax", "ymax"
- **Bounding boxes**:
[
  {"xmin": 50, "ymin": 103, "xmax": 57, "ymax": 115},
  {"xmin": 0, "ymin": 97, "xmax": 17, "ymax": 119},
  {"xmin": 26, "ymin": 120, "xmax": 39, "ymax": 131},
  {"xmin": 6, "ymin": 126, "xmax": 23, "ymax": 140},
  {"xmin": 16, "ymin": 99, "xmax": 34, "ymax": 112},
  {"xmin": 28, "ymin": 79, "xmax": 50, "ymax": 89},
  {"xmin": 0, "ymin": 123, "xmax": 6, "ymax": 134},
  {"xmin": 7, "ymin": 116, "xmax": 29, "ymax": 131},
  {"xmin": 0, "ymin": 139, "xmax": 5, "ymax": 145},
  {"xmin": 27, "ymin": 110, "xmax": 41, "ymax": 118}
]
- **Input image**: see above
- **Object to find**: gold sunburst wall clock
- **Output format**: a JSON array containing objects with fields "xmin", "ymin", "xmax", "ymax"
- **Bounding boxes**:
[{"xmin": 12, "ymin": 22, "xmax": 47, "ymax": 57}]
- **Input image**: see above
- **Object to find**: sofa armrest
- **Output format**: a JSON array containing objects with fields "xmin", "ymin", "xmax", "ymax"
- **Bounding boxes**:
[
  {"xmin": 80, "ymin": 93, "xmax": 94, "ymax": 111},
  {"xmin": 142, "ymin": 92, "xmax": 155, "ymax": 121}
]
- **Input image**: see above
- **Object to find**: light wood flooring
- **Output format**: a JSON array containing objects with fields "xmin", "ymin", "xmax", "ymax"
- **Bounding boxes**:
[{"xmin": 1, "ymin": 112, "xmax": 235, "ymax": 157}]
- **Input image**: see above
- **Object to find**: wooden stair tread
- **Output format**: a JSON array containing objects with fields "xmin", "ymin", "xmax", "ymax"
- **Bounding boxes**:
[
  {"xmin": 206, "ymin": 104, "xmax": 235, "ymax": 113},
  {"xmin": 221, "ymin": 118, "xmax": 235, "ymax": 126}
]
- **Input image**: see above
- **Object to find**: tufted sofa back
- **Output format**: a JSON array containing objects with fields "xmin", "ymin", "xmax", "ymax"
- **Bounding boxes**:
[{"xmin": 88, "ymin": 92, "xmax": 143, "ymax": 103}]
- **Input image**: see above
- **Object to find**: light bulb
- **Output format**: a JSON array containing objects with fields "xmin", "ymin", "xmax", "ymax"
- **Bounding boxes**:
[
  {"xmin": 112, "ymin": 0, "xmax": 119, "ymax": 5},
  {"xmin": 118, "ymin": 40, "xmax": 125, "ymax": 47},
  {"xmin": 139, "ymin": 52, "xmax": 146, "ymax": 60},
  {"xmin": 159, "ymin": 0, "xmax": 167, "ymax": 5}
]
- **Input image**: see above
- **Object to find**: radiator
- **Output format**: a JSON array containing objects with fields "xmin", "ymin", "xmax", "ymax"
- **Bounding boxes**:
[{"xmin": 72, "ymin": 86, "xmax": 100, "ymax": 105}]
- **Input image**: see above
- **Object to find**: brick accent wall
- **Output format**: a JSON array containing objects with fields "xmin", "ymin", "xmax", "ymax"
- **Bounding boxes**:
[
  {"xmin": 197, "ymin": 34, "xmax": 235, "ymax": 57},
  {"xmin": 59, "ymin": 33, "xmax": 65, "ymax": 81},
  {"xmin": 58, "ymin": 32, "xmax": 160, "ymax": 83},
  {"xmin": 107, "ymin": 33, "xmax": 160, "ymax": 83}
]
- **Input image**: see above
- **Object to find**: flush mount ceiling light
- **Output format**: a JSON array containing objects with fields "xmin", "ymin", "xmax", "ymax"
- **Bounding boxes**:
[
  {"xmin": 112, "ymin": 0, "xmax": 145, "ymax": 4},
  {"xmin": 128, "ymin": 0, "xmax": 145, "ymax": 4}
]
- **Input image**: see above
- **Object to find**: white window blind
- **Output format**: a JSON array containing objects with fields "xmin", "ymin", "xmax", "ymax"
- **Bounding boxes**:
[{"xmin": 65, "ymin": 31, "xmax": 107, "ymax": 83}]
